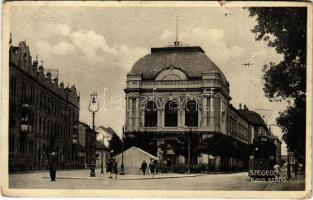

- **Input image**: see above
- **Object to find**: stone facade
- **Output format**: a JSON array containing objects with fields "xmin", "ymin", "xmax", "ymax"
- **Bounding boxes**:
[
  {"xmin": 124, "ymin": 45, "xmax": 255, "ymax": 171},
  {"xmin": 9, "ymin": 41, "xmax": 80, "ymax": 172}
]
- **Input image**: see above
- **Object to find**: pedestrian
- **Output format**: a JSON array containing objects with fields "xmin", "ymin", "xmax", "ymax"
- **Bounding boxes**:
[
  {"xmin": 149, "ymin": 159, "xmax": 155, "ymax": 177},
  {"xmin": 106, "ymin": 159, "xmax": 113, "ymax": 178},
  {"xmin": 294, "ymin": 162, "xmax": 299, "ymax": 179},
  {"xmin": 140, "ymin": 160, "xmax": 147, "ymax": 175},
  {"xmin": 273, "ymin": 162, "xmax": 281, "ymax": 178},
  {"xmin": 154, "ymin": 160, "xmax": 158, "ymax": 174},
  {"xmin": 48, "ymin": 151, "xmax": 58, "ymax": 181},
  {"xmin": 112, "ymin": 158, "xmax": 118, "ymax": 179}
]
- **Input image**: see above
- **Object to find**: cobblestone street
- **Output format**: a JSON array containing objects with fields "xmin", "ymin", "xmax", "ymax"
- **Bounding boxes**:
[{"xmin": 9, "ymin": 169, "xmax": 305, "ymax": 191}]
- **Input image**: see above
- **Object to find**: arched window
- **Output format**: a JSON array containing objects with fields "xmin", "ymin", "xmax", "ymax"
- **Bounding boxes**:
[
  {"xmin": 144, "ymin": 101, "xmax": 157, "ymax": 127},
  {"xmin": 185, "ymin": 101, "xmax": 198, "ymax": 127},
  {"xmin": 165, "ymin": 101, "xmax": 178, "ymax": 127}
]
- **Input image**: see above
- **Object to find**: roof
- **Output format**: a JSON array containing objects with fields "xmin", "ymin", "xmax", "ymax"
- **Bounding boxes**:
[
  {"xmin": 237, "ymin": 109, "xmax": 267, "ymax": 127},
  {"xmin": 130, "ymin": 46, "xmax": 227, "ymax": 83},
  {"xmin": 121, "ymin": 146, "xmax": 158, "ymax": 160}
]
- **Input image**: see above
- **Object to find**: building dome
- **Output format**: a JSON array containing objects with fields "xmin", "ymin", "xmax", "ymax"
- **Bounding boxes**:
[
  {"xmin": 130, "ymin": 46, "xmax": 228, "ymax": 85},
  {"xmin": 237, "ymin": 109, "xmax": 267, "ymax": 127}
]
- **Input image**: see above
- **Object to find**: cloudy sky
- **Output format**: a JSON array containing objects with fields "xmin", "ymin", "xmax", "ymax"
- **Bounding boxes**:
[{"xmin": 9, "ymin": 4, "xmax": 288, "ymax": 154}]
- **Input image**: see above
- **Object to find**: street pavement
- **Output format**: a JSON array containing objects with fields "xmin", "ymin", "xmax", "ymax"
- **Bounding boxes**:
[{"xmin": 9, "ymin": 169, "xmax": 305, "ymax": 190}]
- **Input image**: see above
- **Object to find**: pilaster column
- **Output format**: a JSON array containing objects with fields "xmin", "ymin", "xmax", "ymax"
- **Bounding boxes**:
[
  {"xmin": 202, "ymin": 94, "xmax": 208, "ymax": 127},
  {"xmin": 178, "ymin": 110, "xmax": 183, "ymax": 127},
  {"xmin": 135, "ymin": 97, "xmax": 140, "ymax": 128},
  {"xmin": 128, "ymin": 97, "xmax": 133, "ymax": 128},
  {"xmin": 198, "ymin": 107, "xmax": 202, "ymax": 127},
  {"xmin": 140, "ymin": 109, "xmax": 145, "ymax": 127},
  {"xmin": 209, "ymin": 95, "xmax": 215, "ymax": 129},
  {"xmin": 157, "ymin": 110, "xmax": 162, "ymax": 127},
  {"xmin": 161, "ymin": 110, "xmax": 165, "ymax": 127},
  {"xmin": 125, "ymin": 94, "xmax": 129, "ymax": 128},
  {"xmin": 181, "ymin": 110, "xmax": 185, "ymax": 127}
]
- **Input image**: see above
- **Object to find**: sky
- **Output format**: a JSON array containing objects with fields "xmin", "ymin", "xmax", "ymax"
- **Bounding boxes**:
[{"xmin": 9, "ymin": 4, "xmax": 288, "ymax": 154}]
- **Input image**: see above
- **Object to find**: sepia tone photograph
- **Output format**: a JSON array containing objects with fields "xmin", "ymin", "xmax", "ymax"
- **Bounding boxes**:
[{"xmin": 1, "ymin": 1, "xmax": 312, "ymax": 198}]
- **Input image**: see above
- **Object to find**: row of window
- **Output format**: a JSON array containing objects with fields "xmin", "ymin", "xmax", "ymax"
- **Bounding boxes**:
[
  {"xmin": 37, "ymin": 117, "xmax": 67, "ymax": 138},
  {"xmin": 9, "ymin": 134, "xmax": 34, "ymax": 154},
  {"xmin": 10, "ymin": 74, "xmax": 78, "ymax": 121},
  {"xmin": 228, "ymin": 113, "xmax": 249, "ymax": 142},
  {"xmin": 144, "ymin": 101, "xmax": 198, "ymax": 127}
]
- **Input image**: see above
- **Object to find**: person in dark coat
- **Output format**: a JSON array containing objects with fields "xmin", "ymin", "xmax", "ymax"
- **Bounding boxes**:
[
  {"xmin": 48, "ymin": 151, "xmax": 58, "ymax": 181},
  {"xmin": 106, "ymin": 159, "xmax": 113, "ymax": 178},
  {"xmin": 149, "ymin": 159, "xmax": 156, "ymax": 177},
  {"xmin": 294, "ymin": 162, "xmax": 299, "ymax": 179},
  {"xmin": 140, "ymin": 160, "xmax": 147, "ymax": 175},
  {"xmin": 112, "ymin": 158, "xmax": 118, "ymax": 179}
]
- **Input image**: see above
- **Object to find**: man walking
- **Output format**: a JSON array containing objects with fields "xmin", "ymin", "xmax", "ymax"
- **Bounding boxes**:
[
  {"xmin": 294, "ymin": 162, "xmax": 299, "ymax": 179},
  {"xmin": 106, "ymin": 159, "xmax": 113, "ymax": 178},
  {"xmin": 112, "ymin": 158, "xmax": 118, "ymax": 179},
  {"xmin": 48, "ymin": 151, "xmax": 58, "ymax": 181},
  {"xmin": 140, "ymin": 160, "xmax": 147, "ymax": 175},
  {"xmin": 149, "ymin": 159, "xmax": 156, "ymax": 177}
]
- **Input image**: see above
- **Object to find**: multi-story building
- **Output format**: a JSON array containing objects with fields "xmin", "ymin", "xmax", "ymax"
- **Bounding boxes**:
[
  {"xmin": 237, "ymin": 105, "xmax": 270, "ymax": 140},
  {"xmin": 77, "ymin": 122, "xmax": 90, "ymax": 168},
  {"xmin": 9, "ymin": 40, "xmax": 80, "ymax": 172},
  {"xmin": 124, "ymin": 43, "xmax": 257, "ymax": 171}
]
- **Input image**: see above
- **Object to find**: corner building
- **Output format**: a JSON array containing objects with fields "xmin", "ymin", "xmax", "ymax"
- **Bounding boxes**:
[
  {"xmin": 124, "ymin": 45, "xmax": 252, "ymax": 172},
  {"xmin": 9, "ymin": 41, "xmax": 80, "ymax": 171}
]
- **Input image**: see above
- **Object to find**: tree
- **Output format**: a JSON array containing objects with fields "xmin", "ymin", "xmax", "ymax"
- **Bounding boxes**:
[
  {"xmin": 247, "ymin": 7, "xmax": 307, "ymax": 162},
  {"xmin": 104, "ymin": 127, "xmax": 122, "ymax": 156}
]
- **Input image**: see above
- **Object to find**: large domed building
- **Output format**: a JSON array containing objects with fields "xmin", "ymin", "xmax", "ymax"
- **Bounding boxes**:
[{"xmin": 124, "ymin": 43, "xmax": 260, "ymax": 172}]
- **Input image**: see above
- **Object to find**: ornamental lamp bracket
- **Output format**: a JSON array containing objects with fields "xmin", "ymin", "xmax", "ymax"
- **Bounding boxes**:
[{"xmin": 88, "ymin": 92, "xmax": 99, "ymax": 113}]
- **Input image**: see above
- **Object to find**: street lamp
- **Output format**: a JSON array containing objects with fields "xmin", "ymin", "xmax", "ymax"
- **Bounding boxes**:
[{"xmin": 88, "ymin": 92, "xmax": 99, "ymax": 177}]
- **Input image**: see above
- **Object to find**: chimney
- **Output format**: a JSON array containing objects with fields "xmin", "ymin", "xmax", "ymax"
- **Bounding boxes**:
[
  {"xmin": 38, "ymin": 66, "xmax": 44, "ymax": 74},
  {"xmin": 32, "ymin": 60, "xmax": 38, "ymax": 70},
  {"xmin": 239, "ymin": 103, "xmax": 242, "ymax": 110},
  {"xmin": 46, "ymin": 72, "xmax": 52, "ymax": 80},
  {"xmin": 244, "ymin": 104, "xmax": 247, "ymax": 110},
  {"xmin": 53, "ymin": 77, "xmax": 58, "ymax": 85},
  {"xmin": 60, "ymin": 82, "xmax": 64, "ymax": 88}
]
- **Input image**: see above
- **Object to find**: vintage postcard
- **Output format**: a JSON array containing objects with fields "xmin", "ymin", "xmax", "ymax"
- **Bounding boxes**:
[{"xmin": 1, "ymin": 1, "xmax": 312, "ymax": 198}]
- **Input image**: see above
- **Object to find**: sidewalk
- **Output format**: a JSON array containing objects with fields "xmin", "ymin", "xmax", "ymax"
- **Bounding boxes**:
[
  {"xmin": 10, "ymin": 168, "xmax": 90, "ymax": 174},
  {"xmin": 40, "ymin": 170, "xmax": 206, "ymax": 180}
]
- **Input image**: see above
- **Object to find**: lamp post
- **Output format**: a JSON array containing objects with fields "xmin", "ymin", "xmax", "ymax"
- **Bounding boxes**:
[
  {"xmin": 120, "ymin": 125, "xmax": 125, "ymax": 175},
  {"xmin": 88, "ymin": 92, "xmax": 99, "ymax": 177}
]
